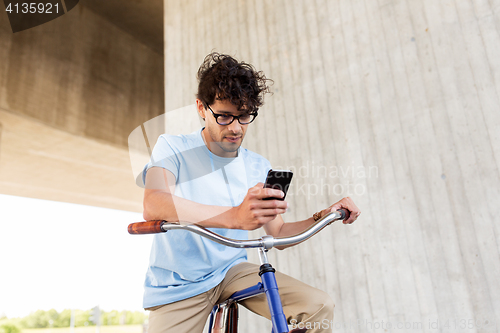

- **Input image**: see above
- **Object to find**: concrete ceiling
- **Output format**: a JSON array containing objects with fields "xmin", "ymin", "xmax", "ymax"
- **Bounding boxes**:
[
  {"xmin": 81, "ymin": 0, "xmax": 163, "ymax": 54},
  {"xmin": 0, "ymin": 109, "xmax": 144, "ymax": 213}
]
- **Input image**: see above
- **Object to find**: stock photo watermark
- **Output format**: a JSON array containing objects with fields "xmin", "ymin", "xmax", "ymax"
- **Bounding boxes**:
[
  {"xmin": 291, "ymin": 317, "xmax": 497, "ymax": 331},
  {"xmin": 272, "ymin": 161, "xmax": 379, "ymax": 180},
  {"xmin": 255, "ymin": 160, "xmax": 379, "ymax": 199},
  {"xmin": 3, "ymin": 0, "xmax": 80, "ymax": 33},
  {"xmin": 128, "ymin": 111, "xmax": 379, "ymax": 199}
]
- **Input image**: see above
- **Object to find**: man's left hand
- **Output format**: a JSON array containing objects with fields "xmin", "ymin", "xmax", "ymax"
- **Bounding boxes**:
[{"xmin": 322, "ymin": 197, "xmax": 360, "ymax": 224}]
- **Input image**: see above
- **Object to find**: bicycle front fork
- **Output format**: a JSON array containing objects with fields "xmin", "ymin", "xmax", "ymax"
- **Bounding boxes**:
[{"xmin": 258, "ymin": 248, "xmax": 289, "ymax": 333}]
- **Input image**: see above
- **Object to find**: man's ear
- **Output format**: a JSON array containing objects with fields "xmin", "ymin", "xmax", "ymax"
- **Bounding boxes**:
[{"xmin": 196, "ymin": 99, "xmax": 206, "ymax": 120}]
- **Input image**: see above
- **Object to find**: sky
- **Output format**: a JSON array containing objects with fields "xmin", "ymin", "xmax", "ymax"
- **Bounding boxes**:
[{"xmin": 0, "ymin": 194, "xmax": 153, "ymax": 318}]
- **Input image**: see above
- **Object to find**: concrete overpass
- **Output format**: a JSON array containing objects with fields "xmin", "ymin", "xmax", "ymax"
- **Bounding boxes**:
[{"xmin": 0, "ymin": 0, "xmax": 164, "ymax": 212}]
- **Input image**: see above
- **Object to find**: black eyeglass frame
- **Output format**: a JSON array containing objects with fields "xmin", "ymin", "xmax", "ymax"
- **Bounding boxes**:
[{"xmin": 205, "ymin": 104, "xmax": 258, "ymax": 125}]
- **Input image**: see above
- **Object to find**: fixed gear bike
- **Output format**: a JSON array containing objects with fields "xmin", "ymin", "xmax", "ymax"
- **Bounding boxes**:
[{"xmin": 128, "ymin": 209, "xmax": 347, "ymax": 333}]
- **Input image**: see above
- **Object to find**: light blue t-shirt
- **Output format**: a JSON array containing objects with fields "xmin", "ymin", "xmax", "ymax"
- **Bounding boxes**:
[{"xmin": 142, "ymin": 128, "xmax": 271, "ymax": 309}]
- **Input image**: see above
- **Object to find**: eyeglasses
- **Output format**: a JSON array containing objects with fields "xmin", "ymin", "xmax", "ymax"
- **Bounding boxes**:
[{"xmin": 206, "ymin": 104, "xmax": 258, "ymax": 125}]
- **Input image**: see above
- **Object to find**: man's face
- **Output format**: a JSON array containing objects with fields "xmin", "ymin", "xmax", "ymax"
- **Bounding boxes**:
[{"xmin": 197, "ymin": 98, "xmax": 250, "ymax": 158}]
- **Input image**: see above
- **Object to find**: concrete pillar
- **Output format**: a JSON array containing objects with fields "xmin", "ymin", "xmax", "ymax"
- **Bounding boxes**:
[{"xmin": 164, "ymin": 0, "xmax": 500, "ymax": 331}]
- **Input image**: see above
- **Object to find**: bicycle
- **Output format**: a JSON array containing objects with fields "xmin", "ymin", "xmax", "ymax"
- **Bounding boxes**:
[{"xmin": 128, "ymin": 209, "xmax": 347, "ymax": 333}]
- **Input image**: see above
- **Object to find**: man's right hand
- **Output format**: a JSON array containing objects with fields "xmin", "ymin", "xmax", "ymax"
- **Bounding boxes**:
[{"xmin": 231, "ymin": 183, "xmax": 288, "ymax": 230}]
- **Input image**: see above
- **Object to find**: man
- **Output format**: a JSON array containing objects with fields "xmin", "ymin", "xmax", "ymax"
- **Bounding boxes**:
[{"xmin": 142, "ymin": 52, "xmax": 360, "ymax": 333}]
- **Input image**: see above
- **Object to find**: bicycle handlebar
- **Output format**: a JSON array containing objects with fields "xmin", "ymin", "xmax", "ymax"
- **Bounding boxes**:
[
  {"xmin": 128, "ymin": 209, "xmax": 347, "ymax": 250},
  {"xmin": 128, "ymin": 220, "xmax": 165, "ymax": 234}
]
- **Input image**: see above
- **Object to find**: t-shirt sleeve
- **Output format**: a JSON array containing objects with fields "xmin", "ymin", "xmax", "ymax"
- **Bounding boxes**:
[{"xmin": 142, "ymin": 135, "xmax": 180, "ymax": 185}]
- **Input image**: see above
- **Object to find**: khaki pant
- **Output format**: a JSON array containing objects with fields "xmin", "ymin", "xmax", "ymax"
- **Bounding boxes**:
[{"xmin": 147, "ymin": 262, "xmax": 334, "ymax": 333}]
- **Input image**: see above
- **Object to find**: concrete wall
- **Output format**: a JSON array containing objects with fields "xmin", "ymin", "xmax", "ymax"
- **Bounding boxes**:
[
  {"xmin": 164, "ymin": 0, "xmax": 500, "ymax": 332},
  {"xmin": 0, "ymin": 5, "xmax": 164, "ymax": 211}
]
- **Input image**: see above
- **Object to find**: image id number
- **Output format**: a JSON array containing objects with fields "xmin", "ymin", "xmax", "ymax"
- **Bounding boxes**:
[{"xmin": 6, "ymin": 3, "xmax": 60, "ymax": 14}]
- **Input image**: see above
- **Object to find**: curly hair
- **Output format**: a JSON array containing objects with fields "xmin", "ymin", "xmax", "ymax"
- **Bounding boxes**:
[{"xmin": 196, "ymin": 52, "xmax": 272, "ymax": 113}]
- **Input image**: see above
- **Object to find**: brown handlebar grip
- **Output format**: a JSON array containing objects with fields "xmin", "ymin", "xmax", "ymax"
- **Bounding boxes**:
[{"xmin": 128, "ymin": 220, "xmax": 165, "ymax": 234}]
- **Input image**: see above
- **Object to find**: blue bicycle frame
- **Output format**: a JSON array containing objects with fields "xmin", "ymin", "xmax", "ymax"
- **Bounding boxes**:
[{"xmin": 207, "ymin": 249, "xmax": 289, "ymax": 333}]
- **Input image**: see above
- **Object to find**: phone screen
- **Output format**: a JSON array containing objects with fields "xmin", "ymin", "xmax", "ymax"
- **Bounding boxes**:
[{"xmin": 263, "ymin": 169, "xmax": 293, "ymax": 200}]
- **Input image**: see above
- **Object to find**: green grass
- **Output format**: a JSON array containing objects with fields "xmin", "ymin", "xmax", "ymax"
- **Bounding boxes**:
[{"xmin": 20, "ymin": 326, "xmax": 143, "ymax": 333}]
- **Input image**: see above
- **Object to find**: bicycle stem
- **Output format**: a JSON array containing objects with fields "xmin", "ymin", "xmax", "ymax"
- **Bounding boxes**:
[{"xmin": 258, "ymin": 248, "xmax": 269, "ymax": 265}]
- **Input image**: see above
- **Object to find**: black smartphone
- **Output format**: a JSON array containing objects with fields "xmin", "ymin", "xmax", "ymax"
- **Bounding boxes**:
[{"xmin": 263, "ymin": 169, "xmax": 293, "ymax": 200}]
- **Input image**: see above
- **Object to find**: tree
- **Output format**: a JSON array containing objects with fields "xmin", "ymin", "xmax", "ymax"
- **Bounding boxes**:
[
  {"xmin": 125, "ymin": 311, "xmax": 147, "ymax": 325},
  {"xmin": 0, "ymin": 324, "xmax": 21, "ymax": 333},
  {"xmin": 54, "ymin": 309, "xmax": 71, "ymax": 328},
  {"xmin": 74, "ymin": 310, "xmax": 90, "ymax": 327}
]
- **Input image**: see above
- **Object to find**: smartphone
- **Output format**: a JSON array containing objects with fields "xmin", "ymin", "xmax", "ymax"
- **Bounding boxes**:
[{"xmin": 263, "ymin": 169, "xmax": 293, "ymax": 200}]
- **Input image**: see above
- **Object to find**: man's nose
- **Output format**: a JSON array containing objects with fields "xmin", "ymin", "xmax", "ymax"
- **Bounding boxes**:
[{"xmin": 227, "ymin": 119, "xmax": 242, "ymax": 133}]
